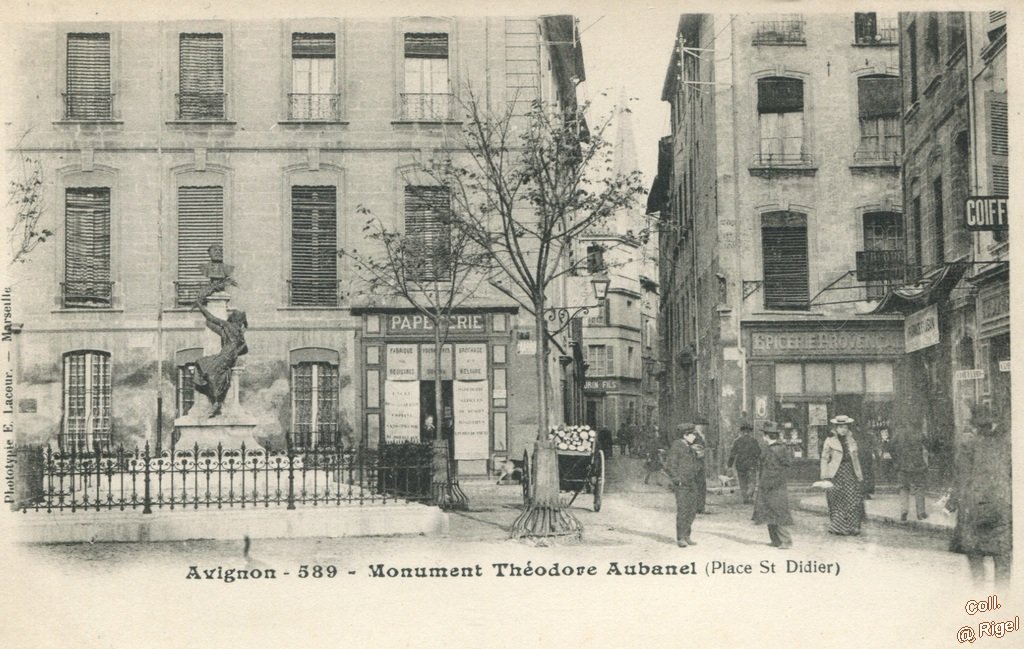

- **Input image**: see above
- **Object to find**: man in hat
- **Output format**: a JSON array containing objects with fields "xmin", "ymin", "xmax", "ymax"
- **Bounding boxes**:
[
  {"xmin": 664, "ymin": 422, "xmax": 701, "ymax": 547},
  {"xmin": 693, "ymin": 417, "xmax": 710, "ymax": 513},
  {"xmin": 753, "ymin": 421, "xmax": 794, "ymax": 549},
  {"xmin": 727, "ymin": 422, "xmax": 761, "ymax": 504}
]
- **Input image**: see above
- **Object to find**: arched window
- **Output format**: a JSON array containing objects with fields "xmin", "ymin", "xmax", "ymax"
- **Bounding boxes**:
[{"xmin": 62, "ymin": 350, "xmax": 112, "ymax": 450}]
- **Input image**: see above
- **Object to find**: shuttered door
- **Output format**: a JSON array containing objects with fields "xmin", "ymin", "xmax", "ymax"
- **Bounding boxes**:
[
  {"xmin": 65, "ymin": 188, "xmax": 112, "ymax": 307},
  {"xmin": 177, "ymin": 186, "xmax": 224, "ymax": 305},
  {"xmin": 404, "ymin": 186, "xmax": 450, "ymax": 281},
  {"xmin": 762, "ymin": 214, "xmax": 808, "ymax": 309},
  {"xmin": 179, "ymin": 33, "xmax": 224, "ymax": 118},
  {"xmin": 66, "ymin": 33, "xmax": 111, "ymax": 119},
  {"xmin": 291, "ymin": 186, "xmax": 337, "ymax": 306}
]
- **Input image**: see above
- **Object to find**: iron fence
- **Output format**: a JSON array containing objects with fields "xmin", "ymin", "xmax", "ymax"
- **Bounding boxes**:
[{"xmin": 19, "ymin": 438, "xmax": 434, "ymax": 513}]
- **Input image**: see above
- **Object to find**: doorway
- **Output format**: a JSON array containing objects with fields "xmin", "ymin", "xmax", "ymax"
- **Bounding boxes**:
[{"xmin": 420, "ymin": 380, "xmax": 453, "ymax": 441}]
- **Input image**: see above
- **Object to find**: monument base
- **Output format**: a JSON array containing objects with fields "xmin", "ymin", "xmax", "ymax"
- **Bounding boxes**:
[{"xmin": 172, "ymin": 413, "xmax": 261, "ymax": 451}]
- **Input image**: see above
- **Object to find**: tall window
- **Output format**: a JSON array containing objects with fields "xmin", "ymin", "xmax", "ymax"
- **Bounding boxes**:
[
  {"xmin": 989, "ymin": 93, "xmax": 1009, "ymax": 244},
  {"xmin": 63, "ymin": 351, "xmax": 111, "ymax": 450},
  {"xmin": 176, "ymin": 186, "xmax": 224, "ymax": 305},
  {"xmin": 292, "ymin": 361, "xmax": 339, "ymax": 448},
  {"xmin": 757, "ymin": 77, "xmax": 804, "ymax": 163},
  {"xmin": 65, "ymin": 33, "xmax": 112, "ymax": 120},
  {"xmin": 907, "ymin": 23, "xmax": 919, "ymax": 103},
  {"xmin": 932, "ymin": 177, "xmax": 945, "ymax": 264},
  {"xmin": 862, "ymin": 212, "xmax": 904, "ymax": 299},
  {"xmin": 925, "ymin": 15, "xmax": 940, "ymax": 61},
  {"xmin": 586, "ymin": 244, "xmax": 606, "ymax": 273},
  {"xmin": 404, "ymin": 186, "xmax": 451, "ymax": 281},
  {"xmin": 947, "ymin": 13, "xmax": 966, "ymax": 53},
  {"xmin": 290, "ymin": 186, "xmax": 338, "ymax": 306},
  {"xmin": 177, "ymin": 363, "xmax": 197, "ymax": 417},
  {"xmin": 178, "ymin": 33, "xmax": 225, "ymax": 119},
  {"xmin": 403, "ymin": 33, "xmax": 450, "ymax": 120},
  {"xmin": 857, "ymin": 75, "xmax": 900, "ymax": 163},
  {"xmin": 910, "ymin": 195, "xmax": 923, "ymax": 277},
  {"xmin": 290, "ymin": 33, "xmax": 337, "ymax": 120},
  {"xmin": 64, "ymin": 187, "xmax": 112, "ymax": 308},
  {"xmin": 854, "ymin": 13, "xmax": 897, "ymax": 44},
  {"xmin": 761, "ymin": 211, "xmax": 809, "ymax": 310},
  {"xmin": 586, "ymin": 345, "xmax": 614, "ymax": 376}
]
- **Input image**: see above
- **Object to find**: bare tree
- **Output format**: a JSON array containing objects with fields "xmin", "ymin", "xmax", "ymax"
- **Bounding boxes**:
[
  {"xmin": 426, "ymin": 94, "xmax": 645, "ymax": 537},
  {"xmin": 341, "ymin": 199, "xmax": 490, "ymax": 510},
  {"xmin": 7, "ymin": 157, "xmax": 52, "ymax": 266}
]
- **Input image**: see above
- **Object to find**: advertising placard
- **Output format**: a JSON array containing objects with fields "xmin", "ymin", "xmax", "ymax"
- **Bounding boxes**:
[{"xmin": 454, "ymin": 380, "xmax": 489, "ymax": 460}]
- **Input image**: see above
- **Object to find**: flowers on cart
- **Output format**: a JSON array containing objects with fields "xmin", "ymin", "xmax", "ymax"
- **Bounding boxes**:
[{"xmin": 547, "ymin": 424, "xmax": 595, "ymax": 452}]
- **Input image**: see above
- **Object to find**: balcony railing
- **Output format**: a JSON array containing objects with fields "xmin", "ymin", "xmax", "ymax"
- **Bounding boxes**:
[
  {"xmin": 855, "ymin": 250, "xmax": 905, "ymax": 282},
  {"xmin": 753, "ymin": 17, "xmax": 806, "ymax": 45},
  {"xmin": 61, "ymin": 280, "xmax": 114, "ymax": 308},
  {"xmin": 288, "ymin": 93, "xmax": 341, "ymax": 120},
  {"xmin": 174, "ymin": 280, "xmax": 208, "ymax": 307},
  {"xmin": 176, "ymin": 92, "xmax": 227, "ymax": 120},
  {"xmin": 853, "ymin": 147, "xmax": 902, "ymax": 167},
  {"xmin": 62, "ymin": 92, "xmax": 114, "ymax": 120},
  {"xmin": 400, "ymin": 93, "xmax": 455, "ymax": 121},
  {"xmin": 751, "ymin": 152, "xmax": 814, "ymax": 167},
  {"xmin": 288, "ymin": 278, "xmax": 343, "ymax": 307}
]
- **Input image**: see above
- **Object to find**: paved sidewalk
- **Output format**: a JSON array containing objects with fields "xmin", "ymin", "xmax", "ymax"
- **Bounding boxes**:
[{"xmin": 795, "ymin": 490, "xmax": 955, "ymax": 533}]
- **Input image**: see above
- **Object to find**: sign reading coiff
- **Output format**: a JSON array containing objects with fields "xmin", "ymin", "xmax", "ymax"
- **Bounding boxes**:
[
  {"xmin": 964, "ymin": 196, "xmax": 1008, "ymax": 231},
  {"xmin": 749, "ymin": 329, "xmax": 904, "ymax": 357},
  {"xmin": 905, "ymin": 304, "xmax": 940, "ymax": 353}
]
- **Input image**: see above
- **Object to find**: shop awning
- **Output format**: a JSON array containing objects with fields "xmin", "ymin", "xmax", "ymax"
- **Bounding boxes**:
[{"xmin": 869, "ymin": 261, "xmax": 969, "ymax": 315}]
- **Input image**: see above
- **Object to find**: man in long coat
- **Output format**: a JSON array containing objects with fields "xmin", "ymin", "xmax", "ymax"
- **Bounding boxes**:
[
  {"xmin": 727, "ymin": 422, "xmax": 761, "ymax": 504},
  {"xmin": 665, "ymin": 422, "xmax": 701, "ymax": 547},
  {"xmin": 753, "ymin": 421, "xmax": 794, "ymax": 549}
]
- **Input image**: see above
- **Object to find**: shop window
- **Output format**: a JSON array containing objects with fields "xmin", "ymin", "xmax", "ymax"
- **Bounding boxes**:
[
  {"xmin": 865, "ymin": 362, "xmax": 894, "ymax": 393},
  {"xmin": 402, "ymin": 33, "xmax": 450, "ymax": 120},
  {"xmin": 290, "ymin": 33, "xmax": 338, "ymax": 120},
  {"xmin": 62, "ymin": 350, "xmax": 112, "ymax": 450},
  {"xmin": 761, "ymin": 211, "xmax": 809, "ymax": 310},
  {"xmin": 64, "ymin": 187, "xmax": 113, "ymax": 308},
  {"xmin": 756, "ymin": 77, "xmax": 805, "ymax": 164},
  {"xmin": 65, "ymin": 33, "xmax": 113, "ymax": 120},
  {"xmin": 856, "ymin": 75, "xmax": 900, "ymax": 164},
  {"xmin": 835, "ymin": 363, "xmax": 864, "ymax": 393},
  {"xmin": 291, "ymin": 354, "xmax": 340, "ymax": 448},
  {"xmin": 366, "ymin": 369, "xmax": 380, "ymax": 408},
  {"xmin": 176, "ymin": 185, "xmax": 224, "ymax": 305},
  {"xmin": 804, "ymin": 363, "xmax": 833, "ymax": 394},
  {"xmin": 775, "ymin": 363, "xmax": 802, "ymax": 394},
  {"xmin": 290, "ymin": 185, "xmax": 339, "ymax": 306}
]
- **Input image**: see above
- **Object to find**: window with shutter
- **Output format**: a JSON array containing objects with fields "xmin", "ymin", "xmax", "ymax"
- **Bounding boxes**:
[
  {"xmin": 988, "ymin": 11, "xmax": 1007, "ymax": 40},
  {"xmin": 176, "ymin": 186, "xmax": 223, "ymax": 305},
  {"xmin": 66, "ymin": 33, "xmax": 112, "ymax": 120},
  {"xmin": 290, "ymin": 33, "xmax": 337, "ymax": 120},
  {"xmin": 402, "ymin": 33, "xmax": 450, "ymax": 120},
  {"xmin": 932, "ymin": 177, "xmax": 945, "ymax": 264},
  {"xmin": 761, "ymin": 211, "xmax": 809, "ymax": 310},
  {"xmin": 177, "ymin": 363, "xmax": 197, "ymax": 417},
  {"xmin": 988, "ymin": 94, "xmax": 1009, "ymax": 243},
  {"xmin": 856, "ymin": 76, "xmax": 901, "ymax": 163},
  {"xmin": 291, "ymin": 362, "xmax": 339, "ymax": 448},
  {"xmin": 907, "ymin": 24, "xmax": 919, "ymax": 103},
  {"xmin": 757, "ymin": 78, "xmax": 804, "ymax": 164},
  {"xmin": 910, "ymin": 196, "xmax": 924, "ymax": 277},
  {"xmin": 290, "ymin": 185, "xmax": 338, "ymax": 306},
  {"xmin": 64, "ymin": 188, "xmax": 112, "ymax": 308},
  {"xmin": 63, "ymin": 351, "xmax": 112, "ymax": 450},
  {"xmin": 404, "ymin": 186, "xmax": 451, "ymax": 282},
  {"xmin": 862, "ymin": 212, "xmax": 904, "ymax": 299},
  {"xmin": 179, "ymin": 33, "xmax": 225, "ymax": 119}
]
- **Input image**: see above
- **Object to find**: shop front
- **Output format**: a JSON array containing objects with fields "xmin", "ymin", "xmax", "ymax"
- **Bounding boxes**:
[
  {"xmin": 743, "ymin": 321, "xmax": 905, "ymax": 480},
  {"xmin": 583, "ymin": 377, "xmax": 641, "ymax": 447},
  {"xmin": 973, "ymin": 267, "xmax": 1010, "ymax": 428},
  {"xmin": 358, "ymin": 309, "xmax": 516, "ymax": 476}
]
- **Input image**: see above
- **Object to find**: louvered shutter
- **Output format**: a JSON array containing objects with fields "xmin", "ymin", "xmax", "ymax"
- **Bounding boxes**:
[
  {"xmin": 757, "ymin": 77, "xmax": 803, "ymax": 114},
  {"xmin": 65, "ymin": 188, "xmax": 111, "ymax": 307},
  {"xmin": 762, "ymin": 213, "xmax": 808, "ymax": 309},
  {"xmin": 177, "ymin": 186, "xmax": 224, "ymax": 305},
  {"xmin": 404, "ymin": 33, "xmax": 448, "ymax": 59},
  {"xmin": 291, "ymin": 186, "xmax": 337, "ymax": 306},
  {"xmin": 292, "ymin": 33, "xmax": 335, "ymax": 58},
  {"xmin": 179, "ymin": 33, "xmax": 224, "ymax": 119},
  {"xmin": 66, "ymin": 33, "xmax": 111, "ymax": 119},
  {"xmin": 858, "ymin": 76, "xmax": 900, "ymax": 119},
  {"xmin": 986, "ymin": 93, "xmax": 1009, "ymax": 199},
  {"xmin": 404, "ymin": 186, "xmax": 451, "ymax": 281}
]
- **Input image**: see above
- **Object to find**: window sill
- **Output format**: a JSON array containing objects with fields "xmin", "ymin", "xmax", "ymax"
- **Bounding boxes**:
[
  {"xmin": 277, "ymin": 306, "xmax": 348, "ymax": 311},
  {"xmin": 166, "ymin": 120, "xmax": 237, "ymax": 127},
  {"xmin": 391, "ymin": 119, "xmax": 463, "ymax": 127},
  {"xmin": 748, "ymin": 165, "xmax": 817, "ymax": 178},
  {"xmin": 751, "ymin": 40, "xmax": 806, "ymax": 47},
  {"xmin": 53, "ymin": 120, "xmax": 124, "ymax": 126},
  {"xmin": 51, "ymin": 307, "xmax": 124, "ymax": 314},
  {"xmin": 851, "ymin": 41, "xmax": 897, "ymax": 48},
  {"xmin": 849, "ymin": 161, "xmax": 900, "ymax": 171},
  {"xmin": 278, "ymin": 120, "xmax": 349, "ymax": 127}
]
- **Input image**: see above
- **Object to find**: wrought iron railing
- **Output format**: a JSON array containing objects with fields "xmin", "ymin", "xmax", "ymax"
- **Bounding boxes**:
[
  {"xmin": 288, "ymin": 93, "xmax": 341, "ymax": 120},
  {"xmin": 176, "ymin": 92, "xmax": 227, "ymax": 120},
  {"xmin": 61, "ymin": 280, "xmax": 114, "ymax": 308},
  {"xmin": 751, "ymin": 152, "xmax": 814, "ymax": 167},
  {"xmin": 19, "ymin": 438, "xmax": 434, "ymax": 513},
  {"xmin": 753, "ymin": 17, "xmax": 806, "ymax": 45},
  {"xmin": 853, "ymin": 147, "xmax": 901, "ymax": 166},
  {"xmin": 400, "ymin": 93, "xmax": 454, "ymax": 121},
  {"xmin": 62, "ymin": 92, "xmax": 115, "ymax": 120},
  {"xmin": 287, "ymin": 279, "xmax": 343, "ymax": 307}
]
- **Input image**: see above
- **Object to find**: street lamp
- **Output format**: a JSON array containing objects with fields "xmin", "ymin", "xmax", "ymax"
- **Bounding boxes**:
[{"xmin": 544, "ymin": 276, "xmax": 611, "ymax": 335}]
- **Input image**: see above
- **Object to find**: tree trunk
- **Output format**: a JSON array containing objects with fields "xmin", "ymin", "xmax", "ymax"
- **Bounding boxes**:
[
  {"xmin": 534, "ymin": 303, "xmax": 550, "ymax": 437},
  {"xmin": 431, "ymin": 317, "xmax": 467, "ymax": 510}
]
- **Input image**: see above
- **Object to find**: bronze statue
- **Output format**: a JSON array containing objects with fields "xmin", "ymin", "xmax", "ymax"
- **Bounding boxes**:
[{"xmin": 191, "ymin": 245, "xmax": 247, "ymax": 417}]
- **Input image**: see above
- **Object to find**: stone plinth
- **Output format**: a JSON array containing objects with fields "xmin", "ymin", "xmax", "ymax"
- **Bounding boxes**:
[{"xmin": 172, "ymin": 413, "xmax": 261, "ymax": 451}]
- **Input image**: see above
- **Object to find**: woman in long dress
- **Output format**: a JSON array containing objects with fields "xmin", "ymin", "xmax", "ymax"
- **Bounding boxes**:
[
  {"xmin": 820, "ymin": 415, "xmax": 865, "ymax": 535},
  {"xmin": 192, "ymin": 291, "xmax": 248, "ymax": 417}
]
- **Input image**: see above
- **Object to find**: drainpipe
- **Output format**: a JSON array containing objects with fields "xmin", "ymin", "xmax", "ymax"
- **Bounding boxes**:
[{"xmin": 155, "ymin": 23, "xmax": 166, "ymax": 451}]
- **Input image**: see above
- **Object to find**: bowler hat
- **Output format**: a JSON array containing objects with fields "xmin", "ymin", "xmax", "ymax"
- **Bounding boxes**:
[
  {"xmin": 829, "ymin": 415, "xmax": 855, "ymax": 425},
  {"xmin": 760, "ymin": 421, "xmax": 782, "ymax": 434},
  {"xmin": 677, "ymin": 422, "xmax": 695, "ymax": 433}
]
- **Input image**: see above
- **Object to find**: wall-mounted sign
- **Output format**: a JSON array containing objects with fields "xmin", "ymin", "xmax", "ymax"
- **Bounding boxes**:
[
  {"xmin": 999, "ymin": 360, "xmax": 1011, "ymax": 373},
  {"xmin": 454, "ymin": 380, "xmax": 489, "ymax": 460},
  {"xmin": 386, "ymin": 344, "xmax": 418, "ymax": 380},
  {"xmin": 455, "ymin": 344, "xmax": 487, "ymax": 380},
  {"xmin": 420, "ymin": 344, "xmax": 454, "ymax": 381},
  {"xmin": 755, "ymin": 395, "xmax": 769, "ymax": 419},
  {"xmin": 387, "ymin": 313, "xmax": 487, "ymax": 334},
  {"xmin": 750, "ymin": 329, "xmax": 904, "ymax": 357},
  {"xmin": 384, "ymin": 380, "xmax": 420, "ymax": 442},
  {"xmin": 964, "ymin": 196, "xmax": 1009, "ymax": 231},
  {"xmin": 855, "ymin": 250, "xmax": 905, "ymax": 282},
  {"xmin": 905, "ymin": 304, "xmax": 940, "ymax": 353},
  {"xmin": 585, "ymin": 379, "xmax": 619, "ymax": 391},
  {"xmin": 954, "ymin": 369, "xmax": 986, "ymax": 381}
]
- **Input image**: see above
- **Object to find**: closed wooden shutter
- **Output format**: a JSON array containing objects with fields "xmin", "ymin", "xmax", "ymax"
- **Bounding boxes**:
[
  {"xmin": 762, "ymin": 212, "xmax": 808, "ymax": 309},
  {"xmin": 65, "ymin": 188, "xmax": 111, "ymax": 307},
  {"xmin": 404, "ymin": 33, "xmax": 448, "ymax": 59},
  {"xmin": 291, "ymin": 186, "xmax": 337, "ymax": 306},
  {"xmin": 66, "ymin": 33, "xmax": 111, "ymax": 119},
  {"xmin": 404, "ymin": 186, "xmax": 451, "ymax": 281},
  {"xmin": 989, "ymin": 94, "xmax": 1008, "ymax": 210},
  {"xmin": 292, "ymin": 33, "xmax": 335, "ymax": 58},
  {"xmin": 757, "ymin": 77, "xmax": 803, "ymax": 113},
  {"xmin": 179, "ymin": 33, "xmax": 224, "ymax": 118},
  {"xmin": 177, "ymin": 186, "xmax": 224, "ymax": 304},
  {"xmin": 858, "ymin": 76, "xmax": 900, "ymax": 119}
]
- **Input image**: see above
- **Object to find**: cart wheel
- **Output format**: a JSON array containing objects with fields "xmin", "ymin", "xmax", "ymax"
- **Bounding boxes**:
[
  {"xmin": 520, "ymin": 450, "xmax": 532, "ymax": 506},
  {"xmin": 593, "ymin": 449, "xmax": 605, "ymax": 512}
]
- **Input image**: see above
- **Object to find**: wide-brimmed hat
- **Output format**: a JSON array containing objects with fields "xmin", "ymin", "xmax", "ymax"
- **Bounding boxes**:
[
  {"xmin": 760, "ymin": 421, "xmax": 782, "ymax": 434},
  {"xmin": 677, "ymin": 422, "xmax": 695, "ymax": 433},
  {"xmin": 830, "ymin": 415, "xmax": 855, "ymax": 425}
]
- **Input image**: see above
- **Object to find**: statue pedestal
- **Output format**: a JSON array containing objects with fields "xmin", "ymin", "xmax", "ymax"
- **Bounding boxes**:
[{"xmin": 172, "ymin": 413, "xmax": 261, "ymax": 452}]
